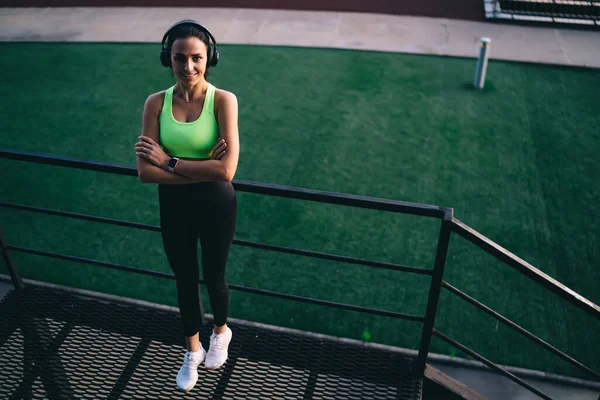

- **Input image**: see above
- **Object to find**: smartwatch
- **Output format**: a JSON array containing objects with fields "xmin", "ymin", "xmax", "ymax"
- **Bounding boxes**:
[{"xmin": 167, "ymin": 157, "xmax": 179, "ymax": 173}]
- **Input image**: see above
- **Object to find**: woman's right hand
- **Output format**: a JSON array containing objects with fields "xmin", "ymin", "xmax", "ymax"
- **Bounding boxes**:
[{"xmin": 211, "ymin": 136, "xmax": 228, "ymax": 160}]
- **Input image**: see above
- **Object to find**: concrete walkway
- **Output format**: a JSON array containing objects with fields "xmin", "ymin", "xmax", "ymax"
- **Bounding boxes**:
[
  {"xmin": 1, "ymin": 6, "xmax": 599, "ymax": 400},
  {"xmin": 1, "ymin": 7, "xmax": 599, "ymax": 68}
]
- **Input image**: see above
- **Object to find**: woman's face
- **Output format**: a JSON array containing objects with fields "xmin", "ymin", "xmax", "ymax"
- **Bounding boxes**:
[{"xmin": 170, "ymin": 37, "xmax": 209, "ymax": 86}]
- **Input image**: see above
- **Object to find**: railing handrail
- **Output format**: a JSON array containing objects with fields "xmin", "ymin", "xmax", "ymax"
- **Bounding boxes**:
[
  {"xmin": 490, "ymin": 0, "xmax": 600, "ymax": 23},
  {"xmin": 451, "ymin": 218, "xmax": 600, "ymax": 321},
  {"xmin": 3, "ymin": 244, "xmax": 425, "ymax": 323},
  {"xmin": 0, "ymin": 149, "xmax": 446, "ymax": 218},
  {"xmin": 441, "ymin": 280, "xmax": 600, "ymax": 380},
  {"xmin": 0, "ymin": 201, "xmax": 433, "ymax": 276}
]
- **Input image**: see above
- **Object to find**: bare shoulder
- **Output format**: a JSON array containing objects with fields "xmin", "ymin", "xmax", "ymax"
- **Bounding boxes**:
[
  {"xmin": 214, "ymin": 88, "xmax": 238, "ymax": 122},
  {"xmin": 141, "ymin": 90, "xmax": 167, "ymax": 140},
  {"xmin": 144, "ymin": 90, "xmax": 167, "ymax": 113},
  {"xmin": 215, "ymin": 88, "xmax": 238, "ymax": 107}
]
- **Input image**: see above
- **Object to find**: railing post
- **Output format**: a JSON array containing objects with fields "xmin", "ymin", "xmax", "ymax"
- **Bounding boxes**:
[
  {"xmin": 0, "ymin": 226, "xmax": 24, "ymax": 290},
  {"xmin": 412, "ymin": 208, "xmax": 453, "ymax": 376}
]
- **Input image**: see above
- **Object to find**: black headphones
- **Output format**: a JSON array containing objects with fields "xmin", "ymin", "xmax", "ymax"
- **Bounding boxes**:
[{"xmin": 159, "ymin": 20, "xmax": 219, "ymax": 68}]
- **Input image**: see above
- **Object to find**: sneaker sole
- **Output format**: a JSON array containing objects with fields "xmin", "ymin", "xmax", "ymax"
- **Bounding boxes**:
[
  {"xmin": 177, "ymin": 384, "xmax": 195, "ymax": 393},
  {"xmin": 205, "ymin": 354, "xmax": 228, "ymax": 370},
  {"xmin": 176, "ymin": 376, "xmax": 199, "ymax": 393}
]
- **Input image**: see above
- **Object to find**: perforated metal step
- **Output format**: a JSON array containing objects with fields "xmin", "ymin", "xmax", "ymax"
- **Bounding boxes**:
[{"xmin": 0, "ymin": 286, "xmax": 422, "ymax": 399}]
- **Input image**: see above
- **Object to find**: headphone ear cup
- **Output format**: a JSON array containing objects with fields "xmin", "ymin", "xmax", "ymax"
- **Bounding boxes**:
[
  {"xmin": 206, "ymin": 46, "xmax": 213, "ymax": 67},
  {"xmin": 210, "ymin": 48, "xmax": 219, "ymax": 67},
  {"xmin": 160, "ymin": 49, "xmax": 171, "ymax": 68}
]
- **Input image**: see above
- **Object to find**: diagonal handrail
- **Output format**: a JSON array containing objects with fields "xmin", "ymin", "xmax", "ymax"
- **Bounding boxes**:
[
  {"xmin": 442, "ymin": 281, "xmax": 600, "ymax": 380},
  {"xmin": 433, "ymin": 329, "xmax": 554, "ymax": 400},
  {"xmin": 450, "ymin": 218, "xmax": 600, "ymax": 321}
]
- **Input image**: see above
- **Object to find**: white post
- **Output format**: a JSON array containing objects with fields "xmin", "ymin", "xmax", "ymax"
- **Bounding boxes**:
[{"xmin": 474, "ymin": 37, "xmax": 491, "ymax": 89}]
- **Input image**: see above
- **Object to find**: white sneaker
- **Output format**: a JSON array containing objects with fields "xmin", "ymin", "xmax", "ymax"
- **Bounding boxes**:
[
  {"xmin": 176, "ymin": 346, "xmax": 206, "ymax": 392},
  {"xmin": 205, "ymin": 327, "xmax": 232, "ymax": 370}
]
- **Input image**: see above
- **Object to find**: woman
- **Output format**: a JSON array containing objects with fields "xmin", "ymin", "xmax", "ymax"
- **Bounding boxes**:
[{"xmin": 134, "ymin": 20, "xmax": 239, "ymax": 392}]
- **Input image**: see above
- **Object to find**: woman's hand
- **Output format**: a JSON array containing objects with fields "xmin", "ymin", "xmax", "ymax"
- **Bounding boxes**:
[
  {"xmin": 210, "ymin": 136, "xmax": 228, "ymax": 160},
  {"xmin": 135, "ymin": 136, "xmax": 171, "ymax": 170}
]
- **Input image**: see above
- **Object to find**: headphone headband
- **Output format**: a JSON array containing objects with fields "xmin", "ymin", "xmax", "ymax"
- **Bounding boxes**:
[
  {"xmin": 160, "ymin": 19, "xmax": 219, "ymax": 68},
  {"xmin": 161, "ymin": 19, "xmax": 218, "ymax": 50}
]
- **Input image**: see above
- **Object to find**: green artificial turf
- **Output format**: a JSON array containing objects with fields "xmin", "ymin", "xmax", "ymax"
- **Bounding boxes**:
[{"xmin": 0, "ymin": 43, "xmax": 598, "ymax": 380}]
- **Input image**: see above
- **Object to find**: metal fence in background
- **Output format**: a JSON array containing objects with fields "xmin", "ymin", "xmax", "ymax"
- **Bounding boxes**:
[{"xmin": 484, "ymin": 0, "xmax": 600, "ymax": 26}]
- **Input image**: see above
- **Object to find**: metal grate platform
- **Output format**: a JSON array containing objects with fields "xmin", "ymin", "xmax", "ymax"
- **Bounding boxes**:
[{"xmin": 0, "ymin": 286, "xmax": 422, "ymax": 399}]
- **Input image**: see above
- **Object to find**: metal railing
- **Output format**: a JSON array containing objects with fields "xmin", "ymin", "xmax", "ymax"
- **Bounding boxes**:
[
  {"xmin": 484, "ymin": 0, "xmax": 600, "ymax": 26},
  {"xmin": 1, "ymin": 148, "xmax": 599, "ymax": 399}
]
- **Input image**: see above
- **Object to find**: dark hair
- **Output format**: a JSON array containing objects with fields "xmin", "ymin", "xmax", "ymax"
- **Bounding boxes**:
[{"xmin": 166, "ymin": 24, "xmax": 212, "ymax": 80}]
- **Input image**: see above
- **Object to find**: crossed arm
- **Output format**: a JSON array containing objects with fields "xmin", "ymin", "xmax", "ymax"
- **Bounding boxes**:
[{"xmin": 135, "ymin": 89, "xmax": 240, "ymax": 184}]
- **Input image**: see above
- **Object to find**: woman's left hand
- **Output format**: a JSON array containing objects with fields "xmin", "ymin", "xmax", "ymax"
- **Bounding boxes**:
[{"xmin": 135, "ymin": 136, "xmax": 170, "ymax": 170}]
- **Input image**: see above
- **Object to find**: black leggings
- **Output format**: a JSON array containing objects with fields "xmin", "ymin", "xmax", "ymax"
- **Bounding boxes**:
[{"xmin": 159, "ymin": 181, "xmax": 237, "ymax": 337}]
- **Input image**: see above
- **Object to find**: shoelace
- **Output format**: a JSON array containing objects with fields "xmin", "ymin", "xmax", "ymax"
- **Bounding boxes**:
[
  {"xmin": 210, "ymin": 333, "xmax": 226, "ymax": 351},
  {"xmin": 183, "ymin": 352, "xmax": 201, "ymax": 371}
]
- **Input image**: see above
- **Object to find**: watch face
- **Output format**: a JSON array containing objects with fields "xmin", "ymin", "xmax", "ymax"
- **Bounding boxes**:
[{"xmin": 168, "ymin": 158, "xmax": 178, "ymax": 168}]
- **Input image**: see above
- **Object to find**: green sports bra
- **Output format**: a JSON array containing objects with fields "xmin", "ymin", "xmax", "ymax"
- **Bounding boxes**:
[{"xmin": 159, "ymin": 84, "xmax": 219, "ymax": 159}]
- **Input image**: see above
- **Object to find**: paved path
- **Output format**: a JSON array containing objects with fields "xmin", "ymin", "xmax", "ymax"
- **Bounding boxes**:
[{"xmin": 1, "ymin": 7, "xmax": 599, "ymax": 68}]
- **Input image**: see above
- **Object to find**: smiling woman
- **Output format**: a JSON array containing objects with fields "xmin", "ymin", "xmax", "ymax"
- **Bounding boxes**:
[{"xmin": 133, "ymin": 20, "xmax": 239, "ymax": 393}]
